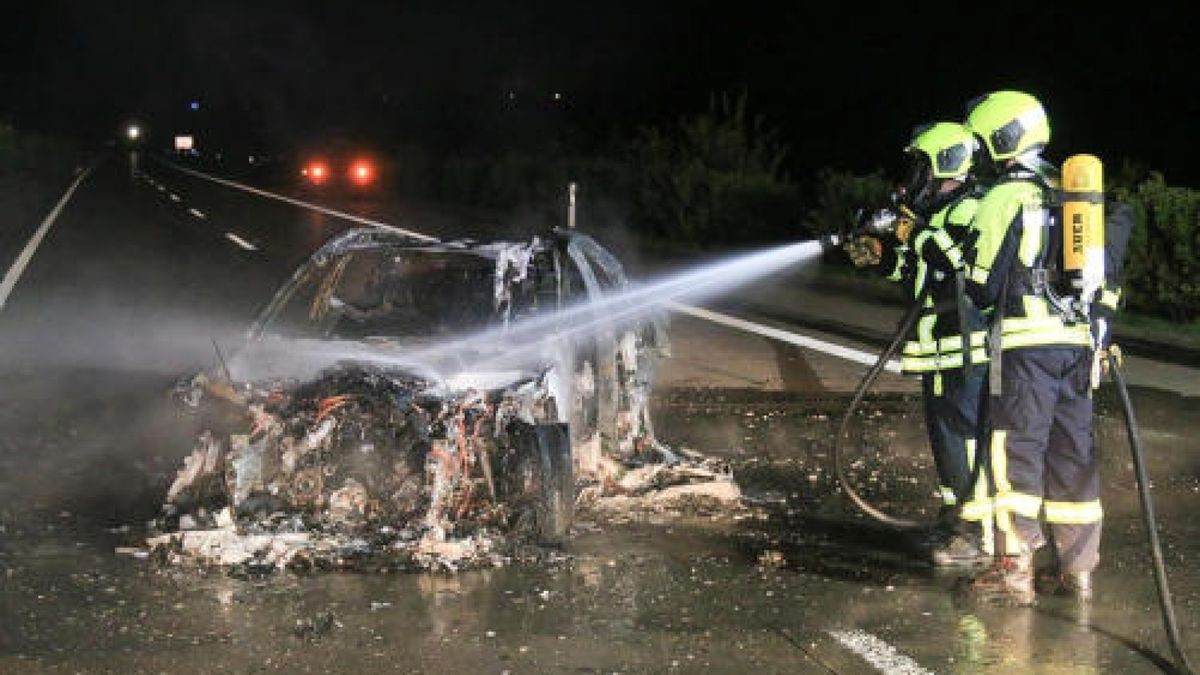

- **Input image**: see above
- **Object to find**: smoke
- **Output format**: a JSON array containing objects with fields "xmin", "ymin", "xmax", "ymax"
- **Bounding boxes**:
[
  {"xmin": 0, "ymin": 297, "xmax": 254, "ymax": 379},
  {"xmin": 0, "ymin": 299, "xmax": 261, "ymax": 529}
]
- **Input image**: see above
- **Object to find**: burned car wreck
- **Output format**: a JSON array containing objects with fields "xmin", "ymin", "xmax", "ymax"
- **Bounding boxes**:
[{"xmin": 150, "ymin": 226, "xmax": 739, "ymax": 574}]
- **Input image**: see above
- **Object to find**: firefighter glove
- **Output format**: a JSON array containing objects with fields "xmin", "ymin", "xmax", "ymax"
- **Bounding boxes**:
[
  {"xmin": 894, "ymin": 205, "xmax": 920, "ymax": 244},
  {"xmin": 844, "ymin": 235, "xmax": 883, "ymax": 267},
  {"xmin": 1100, "ymin": 343, "xmax": 1124, "ymax": 379}
]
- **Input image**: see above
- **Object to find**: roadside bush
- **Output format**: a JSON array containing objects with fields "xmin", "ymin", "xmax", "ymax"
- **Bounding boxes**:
[
  {"xmin": 411, "ymin": 92, "xmax": 804, "ymax": 249},
  {"xmin": 1115, "ymin": 172, "xmax": 1200, "ymax": 323},
  {"xmin": 626, "ymin": 90, "xmax": 802, "ymax": 248}
]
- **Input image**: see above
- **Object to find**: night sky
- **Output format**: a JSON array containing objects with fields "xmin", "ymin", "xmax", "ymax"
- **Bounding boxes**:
[{"xmin": 4, "ymin": 1, "xmax": 1198, "ymax": 184}]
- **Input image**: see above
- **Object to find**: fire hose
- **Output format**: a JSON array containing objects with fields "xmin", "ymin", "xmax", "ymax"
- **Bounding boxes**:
[
  {"xmin": 830, "ymin": 297, "xmax": 1194, "ymax": 674},
  {"xmin": 830, "ymin": 285, "xmax": 985, "ymax": 532},
  {"xmin": 831, "ymin": 296, "xmax": 930, "ymax": 530},
  {"xmin": 1108, "ymin": 352, "xmax": 1195, "ymax": 675}
]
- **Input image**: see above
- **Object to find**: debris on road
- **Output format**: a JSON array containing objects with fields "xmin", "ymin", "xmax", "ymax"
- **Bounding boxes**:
[
  {"xmin": 579, "ymin": 446, "xmax": 745, "ymax": 523},
  {"xmin": 138, "ymin": 361, "xmax": 745, "ymax": 575},
  {"xmin": 292, "ymin": 610, "xmax": 338, "ymax": 640}
]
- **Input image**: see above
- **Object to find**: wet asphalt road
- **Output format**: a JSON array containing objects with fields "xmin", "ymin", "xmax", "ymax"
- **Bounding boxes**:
[{"xmin": 1, "ymin": 153, "xmax": 1198, "ymax": 674}]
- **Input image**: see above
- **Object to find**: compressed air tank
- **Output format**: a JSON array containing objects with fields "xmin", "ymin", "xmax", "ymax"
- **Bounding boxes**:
[{"xmin": 1061, "ymin": 154, "xmax": 1105, "ymax": 300}]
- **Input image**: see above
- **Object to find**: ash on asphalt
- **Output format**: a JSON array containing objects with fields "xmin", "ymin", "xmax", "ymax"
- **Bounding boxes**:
[{"xmin": 652, "ymin": 386, "xmax": 950, "ymax": 576}]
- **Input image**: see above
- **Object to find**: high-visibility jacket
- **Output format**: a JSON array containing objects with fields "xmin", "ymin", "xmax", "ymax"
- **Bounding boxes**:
[
  {"xmin": 962, "ymin": 169, "xmax": 1094, "ymax": 351},
  {"xmin": 879, "ymin": 195, "xmax": 990, "ymax": 374}
]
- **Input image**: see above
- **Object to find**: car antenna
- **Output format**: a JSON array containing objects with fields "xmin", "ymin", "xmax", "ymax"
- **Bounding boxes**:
[{"xmin": 211, "ymin": 338, "xmax": 233, "ymax": 383}]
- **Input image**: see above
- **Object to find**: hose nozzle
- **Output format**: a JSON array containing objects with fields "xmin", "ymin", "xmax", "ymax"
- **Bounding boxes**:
[{"xmin": 819, "ymin": 233, "xmax": 844, "ymax": 252}]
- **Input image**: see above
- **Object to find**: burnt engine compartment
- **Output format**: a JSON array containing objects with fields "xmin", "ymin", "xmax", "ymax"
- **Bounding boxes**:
[{"xmin": 155, "ymin": 364, "xmax": 572, "ymax": 574}]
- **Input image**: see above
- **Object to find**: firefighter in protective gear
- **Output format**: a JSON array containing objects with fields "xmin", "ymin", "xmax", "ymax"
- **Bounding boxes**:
[
  {"xmin": 956, "ymin": 90, "xmax": 1101, "ymax": 606},
  {"xmin": 847, "ymin": 122, "xmax": 993, "ymax": 567}
]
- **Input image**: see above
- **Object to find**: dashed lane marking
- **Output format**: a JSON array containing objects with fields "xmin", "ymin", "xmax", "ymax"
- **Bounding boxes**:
[
  {"xmin": 188, "ymin": 208, "xmax": 206, "ymax": 219},
  {"xmin": 169, "ymin": 193, "xmax": 182, "ymax": 202},
  {"xmin": 0, "ymin": 167, "xmax": 95, "ymax": 311},
  {"xmin": 224, "ymin": 232, "xmax": 258, "ymax": 251},
  {"xmin": 155, "ymin": 159, "xmax": 438, "ymax": 242}
]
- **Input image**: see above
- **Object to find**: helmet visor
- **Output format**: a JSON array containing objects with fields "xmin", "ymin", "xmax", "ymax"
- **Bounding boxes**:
[
  {"xmin": 935, "ymin": 143, "xmax": 970, "ymax": 177},
  {"xmin": 901, "ymin": 154, "xmax": 934, "ymax": 210},
  {"xmin": 990, "ymin": 118, "xmax": 1025, "ymax": 157}
]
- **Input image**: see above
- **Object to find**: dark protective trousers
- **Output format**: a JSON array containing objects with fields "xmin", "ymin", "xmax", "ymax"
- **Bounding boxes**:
[
  {"xmin": 988, "ymin": 347, "xmax": 1101, "ymax": 573},
  {"xmin": 922, "ymin": 363, "xmax": 988, "ymax": 523}
]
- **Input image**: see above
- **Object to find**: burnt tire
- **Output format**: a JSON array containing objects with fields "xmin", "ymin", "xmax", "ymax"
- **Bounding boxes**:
[
  {"xmin": 529, "ymin": 422, "xmax": 574, "ymax": 546},
  {"xmin": 503, "ymin": 421, "xmax": 575, "ymax": 546}
]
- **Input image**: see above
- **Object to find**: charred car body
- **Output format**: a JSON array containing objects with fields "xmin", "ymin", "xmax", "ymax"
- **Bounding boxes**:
[{"xmin": 158, "ymin": 226, "xmax": 674, "ymax": 572}]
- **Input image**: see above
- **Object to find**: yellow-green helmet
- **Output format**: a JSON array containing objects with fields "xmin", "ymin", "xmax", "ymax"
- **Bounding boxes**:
[
  {"xmin": 900, "ymin": 121, "xmax": 977, "ymax": 213},
  {"xmin": 965, "ymin": 90, "xmax": 1050, "ymax": 161},
  {"xmin": 905, "ymin": 122, "xmax": 977, "ymax": 179}
]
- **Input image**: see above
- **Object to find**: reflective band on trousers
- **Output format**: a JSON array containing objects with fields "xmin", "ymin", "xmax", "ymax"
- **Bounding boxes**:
[
  {"xmin": 990, "ymin": 430, "xmax": 1023, "ymax": 555},
  {"xmin": 946, "ymin": 441, "xmax": 994, "ymax": 522},
  {"xmin": 960, "ymin": 500, "xmax": 993, "ymax": 521},
  {"xmin": 962, "ymin": 439, "xmax": 994, "ymax": 554},
  {"xmin": 961, "ymin": 436, "xmax": 985, "ymax": 517},
  {"xmin": 1044, "ymin": 499, "xmax": 1103, "ymax": 524},
  {"xmin": 995, "ymin": 491, "xmax": 1043, "ymax": 519}
]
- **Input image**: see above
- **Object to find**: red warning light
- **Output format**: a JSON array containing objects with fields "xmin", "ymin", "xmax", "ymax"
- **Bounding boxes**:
[
  {"xmin": 349, "ymin": 159, "xmax": 375, "ymax": 186},
  {"xmin": 303, "ymin": 160, "xmax": 330, "ymax": 185}
]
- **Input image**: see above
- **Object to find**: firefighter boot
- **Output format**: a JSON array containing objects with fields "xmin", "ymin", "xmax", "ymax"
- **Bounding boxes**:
[
  {"xmin": 1037, "ymin": 570, "xmax": 1094, "ymax": 601},
  {"xmin": 931, "ymin": 532, "xmax": 991, "ymax": 568},
  {"xmin": 957, "ymin": 549, "xmax": 1035, "ymax": 607},
  {"xmin": 929, "ymin": 519, "xmax": 990, "ymax": 568}
]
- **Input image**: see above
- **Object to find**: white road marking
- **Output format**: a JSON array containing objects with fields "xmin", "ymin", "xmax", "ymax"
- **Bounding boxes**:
[
  {"xmin": 169, "ymin": 193, "xmax": 182, "ymax": 202},
  {"xmin": 224, "ymin": 232, "xmax": 258, "ymax": 251},
  {"xmin": 0, "ymin": 167, "xmax": 94, "ymax": 311},
  {"xmin": 667, "ymin": 302, "xmax": 900, "ymax": 372},
  {"xmin": 153, "ymin": 160, "xmax": 892, "ymax": 369},
  {"xmin": 188, "ymin": 208, "xmax": 206, "ymax": 219},
  {"xmin": 156, "ymin": 160, "xmax": 439, "ymax": 242},
  {"xmin": 827, "ymin": 629, "xmax": 936, "ymax": 675},
  {"xmin": 156, "ymin": 184, "xmax": 166, "ymax": 192}
]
